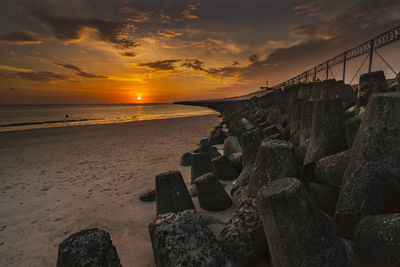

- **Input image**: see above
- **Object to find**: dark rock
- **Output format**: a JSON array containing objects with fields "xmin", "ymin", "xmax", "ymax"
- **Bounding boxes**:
[
  {"xmin": 57, "ymin": 228, "xmax": 121, "ymax": 267},
  {"xmin": 227, "ymin": 152, "xmax": 242, "ymax": 173},
  {"xmin": 149, "ymin": 210, "xmax": 233, "ymax": 267},
  {"xmin": 155, "ymin": 170, "xmax": 195, "ymax": 216},
  {"xmin": 357, "ymin": 71, "xmax": 388, "ymax": 107},
  {"xmin": 305, "ymin": 182, "xmax": 339, "ymax": 217},
  {"xmin": 257, "ymin": 178, "xmax": 347, "ymax": 267},
  {"xmin": 218, "ymin": 198, "xmax": 268, "ymax": 267},
  {"xmin": 299, "ymin": 100, "xmax": 315, "ymax": 145},
  {"xmin": 336, "ymin": 92, "xmax": 400, "ymax": 238},
  {"xmin": 240, "ymin": 128, "xmax": 264, "ymax": 167},
  {"xmin": 304, "ymin": 99, "xmax": 347, "ymax": 166},
  {"xmin": 232, "ymin": 186, "xmax": 248, "ymax": 208},
  {"xmin": 211, "ymin": 155, "xmax": 239, "ymax": 181},
  {"xmin": 191, "ymin": 152, "xmax": 212, "ymax": 184},
  {"xmin": 180, "ymin": 152, "xmax": 192, "ymax": 166},
  {"xmin": 223, "ymin": 136, "xmax": 242, "ymax": 157},
  {"xmin": 199, "ymin": 138, "xmax": 209, "ymax": 150},
  {"xmin": 249, "ymin": 139, "xmax": 297, "ymax": 195},
  {"xmin": 195, "ymin": 172, "xmax": 232, "ymax": 211},
  {"xmin": 354, "ymin": 214, "xmax": 400, "ymax": 267},
  {"xmin": 139, "ymin": 189, "xmax": 156, "ymax": 202}
]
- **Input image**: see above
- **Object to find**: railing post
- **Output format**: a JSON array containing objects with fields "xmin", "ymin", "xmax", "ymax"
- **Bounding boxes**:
[
  {"xmin": 368, "ymin": 39, "xmax": 374, "ymax": 73},
  {"xmin": 326, "ymin": 61, "xmax": 329, "ymax": 80},
  {"xmin": 314, "ymin": 67, "xmax": 317, "ymax": 81},
  {"xmin": 305, "ymin": 71, "xmax": 308, "ymax": 83},
  {"xmin": 343, "ymin": 51, "xmax": 347, "ymax": 82}
]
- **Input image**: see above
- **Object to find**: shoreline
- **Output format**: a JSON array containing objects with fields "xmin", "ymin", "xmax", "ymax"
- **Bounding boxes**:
[
  {"xmin": 0, "ymin": 113, "xmax": 218, "ymax": 133},
  {"xmin": 0, "ymin": 114, "xmax": 222, "ymax": 266}
]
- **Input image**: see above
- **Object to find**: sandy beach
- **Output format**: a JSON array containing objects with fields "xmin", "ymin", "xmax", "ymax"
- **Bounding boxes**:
[{"xmin": 0, "ymin": 114, "xmax": 224, "ymax": 267}]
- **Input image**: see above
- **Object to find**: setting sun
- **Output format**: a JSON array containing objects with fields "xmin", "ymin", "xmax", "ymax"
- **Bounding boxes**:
[{"xmin": 137, "ymin": 96, "xmax": 141, "ymax": 100}]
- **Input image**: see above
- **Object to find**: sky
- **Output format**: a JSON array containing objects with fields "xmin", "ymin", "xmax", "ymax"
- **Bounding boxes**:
[{"xmin": 0, "ymin": 0, "xmax": 399, "ymax": 104}]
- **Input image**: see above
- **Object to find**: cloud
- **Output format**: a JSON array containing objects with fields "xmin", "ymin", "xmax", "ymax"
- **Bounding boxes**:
[
  {"xmin": 181, "ymin": 3, "xmax": 199, "ymax": 19},
  {"xmin": 157, "ymin": 29, "xmax": 183, "ymax": 38},
  {"xmin": 35, "ymin": 13, "xmax": 137, "ymax": 49},
  {"xmin": 290, "ymin": 0, "xmax": 400, "ymax": 40},
  {"xmin": 119, "ymin": 52, "xmax": 137, "ymax": 57},
  {"xmin": 138, "ymin": 59, "xmax": 181, "ymax": 72},
  {"xmin": 182, "ymin": 59, "xmax": 241, "ymax": 78},
  {"xmin": 0, "ymin": 31, "xmax": 42, "ymax": 44},
  {"xmin": 293, "ymin": 1, "xmax": 324, "ymax": 17},
  {"xmin": 0, "ymin": 70, "xmax": 68, "ymax": 81},
  {"xmin": 54, "ymin": 63, "xmax": 107, "ymax": 78}
]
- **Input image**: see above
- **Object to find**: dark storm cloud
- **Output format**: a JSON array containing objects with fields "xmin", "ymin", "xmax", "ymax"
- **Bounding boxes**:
[
  {"xmin": 138, "ymin": 59, "xmax": 181, "ymax": 71},
  {"xmin": 119, "ymin": 52, "xmax": 137, "ymax": 57},
  {"xmin": 0, "ymin": 31, "xmax": 42, "ymax": 44},
  {"xmin": 54, "ymin": 63, "xmax": 107, "ymax": 78},
  {"xmin": 0, "ymin": 70, "xmax": 68, "ymax": 81},
  {"xmin": 34, "ymin": 13, "xmax": 137, "ymax": 49}
]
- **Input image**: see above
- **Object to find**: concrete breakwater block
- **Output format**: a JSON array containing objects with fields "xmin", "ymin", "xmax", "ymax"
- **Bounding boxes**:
[
  {"xmin": 218, "ymin": 198, "xmax": 268, "ymax": 267},
  {"xmin": 257, "ymin": 178, "xmax": 347, "ymax": 267},
  {"xmin": 303, "ymin": 149, "xmax": 350, "ymax": 189},
  {"xmin": 149, "ymin": 210, "xmax": 233, "ymax": 267},
  {"xmin": 156, "ymin": 170, "xmax": 195, "ymax": 216},
  {"xmin": 230, "ymin": 167, "xmax": 251, "ymax": 197},
  {"xmin": 195, "ymin": 172, "xmax": 232, "ymax": 211},
  {"xmin": 228, "ymin": 152, "xmax": 242, "ymax": 173},
  {"xmin": 179, "ymin": 152, "xmax": 192, "ymax": 166},
  {"xmin": 304, "ymin": 98, "xmax": 347, "ymax": 166},
  {"xmin": 249, "ymin": 139, "xmax": 297, "ymax": 195},
  {"xmin": 211, "ymin": 155, "xmax": 239, "ymax": 181},
  {"xmin": 208, "ymin": 125, "xmax": 226, "ymax": 145},
  {"xmin": 57, "ymin": 228, "xmax": 121, "ymax": 267},
  {"xmin": 335, "ymin": 92, "xmax": 400, "ymax": 238},
  {"xmin": 344, "ymin": 109, "xmax": 364, "ymax": 148},
  {"xmin": 299, "ymin": 100, "xmax": 315, "ymax": 145},
  {"xmin": 240, "ymin": 128, "xmax": 264, "ymax": 167},
  {"xmin": 191, "ymin": 152, "xmax": 212, "ymax": 184},
  {"xmin": 223, "ymin": 136, "xmax": 242, "ymax": 157},
  {"xmin": 305, "ymin": 182, "xmax": 339, "ymax": 217},
  {"xmin": 354, "ymin": 214, "xmax": 400, "ymax": 267},
  {"xmin": 357, "ymin": 71, "xmax": 387, "ymax": 107},
  {"xmin": 289, "ymin": 99, "xmax": 303, "ymax": 135}
]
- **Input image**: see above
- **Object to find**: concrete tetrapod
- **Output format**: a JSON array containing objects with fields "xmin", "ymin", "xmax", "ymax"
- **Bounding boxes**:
[
  {"xmin": 190, "ymin": 152, "xmax": 212, "ymax": 184},
  {"xmin": 218, "ymin": 198, "xmax": 268, "ymax": 267},
  {"xmin": 303, "ymin": 98, "xmax": 347, "ymax": 166},
  {"xmin": 354, "ymin": 214, "xmax": 400, "ymax": 267},
  {"xmin": 248, "ymin": 139, "xmax": 297, "ymax": 196},
  {"xmin": 299, "ymin": 100, "xmax": 315, "ymax": 145},
  {"xmin": 257, "ymin": 178, "xmax": 347, "ymax": 267},
  {"xmin": 57, "ymin": 228, "xmax": 122, "ymax": 267},
  {"xmin": 195, "ymin": 172, "xmax": 232, "ymax": 211},
  {"xmin": 149, "ymin": 210, "xmax": 233, "ymax": 267},
  {"xmin": 335, "ymin": 92, "xmax": 400, "ymax": 238},
  {"xmin": 155, "ymin": 170, "xmax": 195, "ymax": 216},
  {"xmin": 211, "ymin": 155, "xmax": 239, "ymax": 181}
]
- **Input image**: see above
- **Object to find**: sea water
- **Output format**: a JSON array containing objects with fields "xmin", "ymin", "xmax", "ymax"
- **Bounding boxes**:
[{"xmin": 0, "ymin": 104, "xmax": 217, "ymax": 132}]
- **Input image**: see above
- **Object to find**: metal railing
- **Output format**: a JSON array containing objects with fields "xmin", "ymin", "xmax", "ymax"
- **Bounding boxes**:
[{"xmin": 271, "ymin": 25, "xmax": 400, "ymax": 90}]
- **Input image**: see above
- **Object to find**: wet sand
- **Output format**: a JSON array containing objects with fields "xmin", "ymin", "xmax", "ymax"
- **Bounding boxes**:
[{"xmin": 0, "ymin": 114, "xmax": 225, "ymax": 267}]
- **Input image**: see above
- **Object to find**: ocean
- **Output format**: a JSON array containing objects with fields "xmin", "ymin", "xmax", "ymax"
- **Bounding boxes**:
[{"xmin": 0, "ymin": 103, "xmax": 217, "ymax": 132}]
